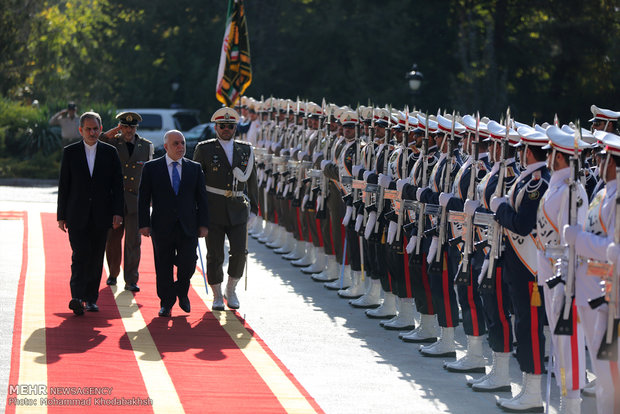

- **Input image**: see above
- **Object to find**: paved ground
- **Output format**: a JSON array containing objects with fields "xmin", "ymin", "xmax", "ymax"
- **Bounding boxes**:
[{"xmin": 0, "ymin": 180, "xmax": 597, "ymax": 413}]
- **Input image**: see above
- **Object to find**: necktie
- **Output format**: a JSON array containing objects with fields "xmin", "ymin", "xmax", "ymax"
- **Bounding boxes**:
[{"xmin": 171, "ymin": 161, "xmax": 180, "ymax": 195}]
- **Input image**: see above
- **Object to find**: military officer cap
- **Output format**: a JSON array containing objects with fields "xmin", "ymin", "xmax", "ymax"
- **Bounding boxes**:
[
  {"xmin": 486, "ymin": 120, "xmax": 520, "ymax": 146},
  {"xmin": 544, "ymin": 125, "xmax": 591, "ymax": 154},
  {"xmin": 589, "ymin": 105, "xmax": 620, "ymax": 123},
  {"xmin": 340, "ymin": 110, "xmax": 359, "ymax": 126},
  {"xmin": 417, "ymin": 114, "xmax": 438, "ymax": 133},
  {"xmin": 374, "ymin": 108, "xmax": 390, "ymax": 127},
  {"xmin": 116, "ymin": 111, "xmax": 142, "ymax": 126},
  {"xmin": 461, "ymin": 114, "xmax": 490, "ymax": 139},
  {"xmin": 307, "ymin": 102, "xmax": 322, "ymax": 118},
  {"xmin": 595, "ymin": 132, "xmax": 620, "ymax": 157},
  {"xmin": 560, "ymin": 124, "xmax": 597, "ymax": 145},
  {"xmin": 516, "ymin": 125, "xmax": 548, "ymax": 147},
  {"xmin": 211, "ymin": 107, "xmax": 240, "ymax": 123},
  {"xmin": 437, "ymin": 113, "xmax": 466, "ymax": 137}
]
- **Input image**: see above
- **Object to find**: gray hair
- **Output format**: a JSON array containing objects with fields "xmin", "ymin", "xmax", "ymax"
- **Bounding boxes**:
[
  {"xmin": 80, "ymin": 111, "xmax": 102, "ymax": 128},
  {"xmin": 164, "ymin": 129, "xmax": 184, "ymax": 143}
]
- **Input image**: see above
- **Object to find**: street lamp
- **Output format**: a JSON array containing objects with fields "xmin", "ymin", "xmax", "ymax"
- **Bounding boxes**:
[{"xmin": 406, "ymin": 64, "xmax": 424, "ymax": 94}]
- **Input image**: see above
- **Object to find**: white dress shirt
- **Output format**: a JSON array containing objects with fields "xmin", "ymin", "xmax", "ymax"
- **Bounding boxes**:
[
  {"xmin": 84, "ymin": 141, "xmax": 97, "ymax": 176},
  {"xmin": 218, "ymin": 138, "xmax": 234, "ymax": 166}
]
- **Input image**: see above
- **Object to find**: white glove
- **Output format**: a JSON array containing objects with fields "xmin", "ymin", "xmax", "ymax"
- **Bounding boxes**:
[
  {"xmin": 266, "ymin": 176, "xmax": 273, "ymax": 190},
  {"xmin": 490, "ymin": 196, "xmax": 507, "ymax": 213},
  {"xmin": 463, "ymin": 199, "xmax": 481, "ymax": 216},
  {"xmin": 606, "ymin": 242, "xmax": 620, "ymax": 265},
  {"xmin": 439, "ymin": 192, "xmax": 452, "ymax": 208},
  {"xmin": 315, "ymin": 195, "xmax": 323, "ymax": 211},
  {"xmin": 364, "ymin": 211, "xmax": 377, "ymax": 240},
  {"xmin": 363, "ymin": 170, "xmax": 374, "ymax": 181},
  {"xmin": 270, "ymin": 142, "xmax": 279, "ymax": 152},
  {"xmin": 320, "ymin": 159, "xmax": 331, "ymax": 170},
  {"xmin": 406, "ymin": 236, "xmax": 417, "ymax": 254},
  {"xmin": 355, "ymin": 214, "xmax": 364, "ymax": 232},
  {"xmin": 387, "ymin": 221, "xmax": 398, "ymax": 244},
  {"xmin": 247, "ymin": 212, "xmax": 257, "ymax": 228},
  {"xmin": 427, "ymin": 236, "xmax": 439, "ymax": 264},
  {"xmin": 342, "ymin": 205, "xmax": 353, "ymax": 226},
  {"xmin": 477, "ymin": 258, "xmax": 489, "ymax": 285},
  {"xmin": 352, "ymin": 164, "xmax": 363, "ymax": 178},
  {"xmin": 282, "ymin": 183, "xmax": 290, "ymax": 198},
  {"xmin": 378, "ymin": 173, "xmax": 392, "ymax": 188},
  {"xmin": 301, "ymin": 194, "xmax": 309, "ymax": 212},
  {"xmin": 562, "ymin": 224, "xmax": 581, "ymax": 246},
  {"xmin": 396, "ymin": 178, "xmax": 407, "ymax": 194},
  {"xmin": 312, "ymin": 151, "xmax": 323, "ymax": 164},
  {"xmin": 416, "ymin": 187, "xmax": 427, "ymax": 201},
  {"xmin": 258, "ymin": 170, "xmax": 264, "ymax": 187},
  {"xmin": 297, "ymin": 150, "xmax": 307, "ymax": 161}
]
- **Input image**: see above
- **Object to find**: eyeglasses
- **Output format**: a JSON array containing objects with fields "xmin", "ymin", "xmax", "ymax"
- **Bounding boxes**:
[{"xmin": 217, "ymin": 124, "xmax": 236, "ymax": 130}]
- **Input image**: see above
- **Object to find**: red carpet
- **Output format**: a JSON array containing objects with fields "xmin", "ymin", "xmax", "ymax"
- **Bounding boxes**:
[{"xmin": 5, "ymin": 212, "xmax": 323, "ymax": 414}]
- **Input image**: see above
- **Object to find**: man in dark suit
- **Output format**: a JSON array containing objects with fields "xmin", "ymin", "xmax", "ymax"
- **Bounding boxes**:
[
  {"xmin": 138, "ymin": 130, "xmax": 209, "ymax": 317},
  {"xmin": 193, "ymin": 107, "xmax": 258, "ymax": 311},
  {"xmin": 57, "ymin": 111, "xmax": 124, "ymax": 316}
]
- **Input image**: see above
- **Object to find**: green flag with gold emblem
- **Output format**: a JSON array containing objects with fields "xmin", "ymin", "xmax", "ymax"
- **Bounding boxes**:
[{"xmin": 215, "ymin": 0, "xmax": 252, "ymax": 107}]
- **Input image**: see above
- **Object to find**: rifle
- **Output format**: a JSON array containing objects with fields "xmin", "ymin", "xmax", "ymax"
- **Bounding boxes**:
[
  {"xmin": 414, "ymin": 112, "xmax": 430, "ymax": 256},
  {"xmin": 553, "ymin": 122, "xmax": 581, "ymax": 335},
  {"xmin": 318, "ymin": 100, "xmax": 332, "ymax": 215},
  {"xmin": 374, "ymin": 106, "xmax": 392, "ymax": 233},
  {"xmin": 432, "ymin": 112, "xmax": 456, "ymax": 265},
  {"xmin": 362, "ymin": 108, "xmax": 376, "ymax": 227},
  {"xmin": 480, "ymin": 108, "xmax": 510, "ymax": 293},
  {"xmin": 456, "ymin": 112, "xmax": 480, "ymax": 286},
  {"xmin": 395, "ymin": 106, "xmax": 410, "ymax": 242}
]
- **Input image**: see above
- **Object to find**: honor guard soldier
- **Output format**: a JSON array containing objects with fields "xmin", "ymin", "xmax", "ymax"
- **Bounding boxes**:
[
  {"xmin": 490, "ymin": 119, "xmax": 548, "ymax": 412},
  {"xmin": 193, "ymin": 107, "xmax": 259, "ymax": 310},
  {"xmin": 322, "ymin": 110, "xmax": 362, "ymax": 294},
  {"xmin": 564, "ymin": 132, "xmax": 620, "ymax": 414},
  {"xmin": 590, "ymin": 105, "xmax": 620, "ymax": 134},
  {"xmin": 101, "ymin": 111, "xmax": 154, "ymax": 292},
  {"xmin": 537, "ymin": 126, "xmax": 590, "ymax": 412},
  {"xmin": 399, "ymin": 114, "xmax": 441, "ymax": 342},
  {"xmin": 465, "ymin": 121, "xmax": 521, "ymax": 392},
  {"xmin": 439, "ymin": 114, "xmax": 490, "ymax": 373},
  {"xmin": 415, "ymin": 113, "xmax": 464, "ymax": 357}
]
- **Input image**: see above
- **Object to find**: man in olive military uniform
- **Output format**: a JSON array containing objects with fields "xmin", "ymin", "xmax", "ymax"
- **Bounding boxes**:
[
  {"xmin": 193, "ymin": 107, "xmax": 259, "ymax": 310},
  {"xmin": 102, "ymin": 111, "xmax": 154, "ymax": 291}
]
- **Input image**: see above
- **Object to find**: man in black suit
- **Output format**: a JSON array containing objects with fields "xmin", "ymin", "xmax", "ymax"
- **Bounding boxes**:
[
  {"xmin": 138, "ymin": 130, "xmax": 209, "ymax": 317},
  {"xmin": 57, "ymin": 111, "xmax": 124, "ymax": 316}
]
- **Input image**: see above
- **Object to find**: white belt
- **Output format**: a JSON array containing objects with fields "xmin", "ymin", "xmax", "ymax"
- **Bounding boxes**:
[{"xmin": 205, "ymin": 185, "xmax": 244, "ymax": 198}]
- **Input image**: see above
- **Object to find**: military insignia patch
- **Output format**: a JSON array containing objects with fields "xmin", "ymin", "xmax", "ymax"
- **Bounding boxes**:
[{"xmin": 528, "ymin": 190, "xmax": 540, "ymax": 200}]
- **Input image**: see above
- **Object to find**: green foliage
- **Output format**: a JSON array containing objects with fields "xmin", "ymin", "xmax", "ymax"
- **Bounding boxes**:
[
  {"xmin": 0, "ymin": 151, "xmax": 62, "ymax": 179},
  {"xmin": 1, "ymin": 0, "xmax": 619, "ymax": 129}
]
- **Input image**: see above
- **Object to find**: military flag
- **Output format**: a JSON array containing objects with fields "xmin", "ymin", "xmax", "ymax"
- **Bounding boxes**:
[{"xmin": 215, "ymin": 0, "xmax": 252, "ymax": 107}]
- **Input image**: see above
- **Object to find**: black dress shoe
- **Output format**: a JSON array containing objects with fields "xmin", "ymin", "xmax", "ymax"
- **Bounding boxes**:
[
  {"xmin": 106, "ymin": 276, "xmax": 117, "ymax": 286},
  {"xmin": 69, "ymin": 298, "xmax": 84, "ymax": 316},
  {"xmin": 85, "ymin": 302, "xmax": 99, "ymax": 312},
  {"xmin": 158, "ymin": 307, "xmax": 171, "ymax": 317},
  {"xmin": 124, "ymin": 283, "xmax": 140, "ymax": 292},
  {"xmin": 179, "ymin": 297, "xmax": 191, "ymax": 313}
]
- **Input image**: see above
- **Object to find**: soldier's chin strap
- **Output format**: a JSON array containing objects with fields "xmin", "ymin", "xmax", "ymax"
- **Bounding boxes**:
[{"xmin": 232, "ymin": 146, "xmax": 255, "ymax": 183}]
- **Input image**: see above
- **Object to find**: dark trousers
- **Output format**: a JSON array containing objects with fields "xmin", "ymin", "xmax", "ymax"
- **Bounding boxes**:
[
  {"xmin": 105, "ymin": 209, "xmax": 141, "ymax": 284},
  {"xmin": 326, "ymin": 190, "xmax": 345, "ymax": 263},
  {"xmin": 386, "ymin": 236, "xmax": 411, "ymax": 298},
  {"xmin": 503, "ymin": 248, "xmax": 546, "ymax": 374},
  {"xmin": 152, "ymin": 223, "xmax": 197, "ymax": 308},
  {"xmin": 205, "ymin": 220, "xmax": 247, "ymax": 285},
  {"xmin": 480, "ymin": 259, "xmax": 514, "ymax": 353},
  {"xmin": 362, "ymin": 238, "xmax": 377, "ymax": 280},
  {"xmin": 409, "ymin": 251, "xmax": 435, "ymax": 315},
  {"xmin": 428, "ymin": 245, "xmax": 460, "ymax": 328},
  {"xmin": 345, "ymin": 226, "xmax": 361, "ymax": 271},
  {"xmin": 68, "ymin": 222, "xmax": 109, "ymax": 303},
  {"xmin": 456, "ymin": 252, "xmax": 487, "ymax": 337}
]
